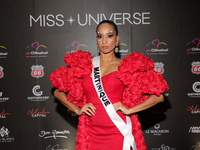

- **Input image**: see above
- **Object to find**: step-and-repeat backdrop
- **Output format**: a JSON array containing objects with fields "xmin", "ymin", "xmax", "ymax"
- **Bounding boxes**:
[{"xmin": 0, "ymin": 0, "xmax": 200, "ymax": 150}]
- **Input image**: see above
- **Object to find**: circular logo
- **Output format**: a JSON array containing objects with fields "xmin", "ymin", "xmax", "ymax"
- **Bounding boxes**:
[{"xmin": 193, "ymin": 82, "xmax": 200, "ymax": 93}]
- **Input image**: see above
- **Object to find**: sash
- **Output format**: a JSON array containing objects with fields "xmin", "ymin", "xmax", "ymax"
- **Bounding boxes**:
[{"xmin": 92, "ymin": 56, "xmax": 137, "ymax": 150}]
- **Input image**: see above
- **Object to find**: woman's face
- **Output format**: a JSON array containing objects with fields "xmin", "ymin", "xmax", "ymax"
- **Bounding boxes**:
[{"xmin": 96, "ymin": 23, "xmax": 119, "ymax": 54}]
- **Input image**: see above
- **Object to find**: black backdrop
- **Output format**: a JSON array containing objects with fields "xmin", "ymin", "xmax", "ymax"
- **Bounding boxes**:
[{"xmin": 0, "ymin": 0, "xmax": 200, "ymax": 150}]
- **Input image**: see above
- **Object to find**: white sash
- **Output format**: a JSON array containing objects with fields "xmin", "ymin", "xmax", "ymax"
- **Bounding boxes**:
[{"xmin": 92, "ymin": 56, "xmax": 137, "ymax": 150}]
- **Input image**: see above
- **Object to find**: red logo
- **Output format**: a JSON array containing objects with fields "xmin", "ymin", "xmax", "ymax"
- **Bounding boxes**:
[
  {"xmin": 31, "ymin": 65, "xmax": 44, "ymax": 78},
  {"xmin": 154, "ymin": 62, "xmax": 164, "ymax": 74},
  {"xmin": 191, "ymin": 61, "xmax": 200, "ymax": 75},
  {"xmin": 0, "ymin": 66, "xmax": 4, "ymax": 78}
]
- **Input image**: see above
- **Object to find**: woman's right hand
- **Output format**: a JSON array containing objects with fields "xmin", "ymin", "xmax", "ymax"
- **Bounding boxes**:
[{"xmin": 75, "ymin": 103, "xmax": 96, "ymax": 116}]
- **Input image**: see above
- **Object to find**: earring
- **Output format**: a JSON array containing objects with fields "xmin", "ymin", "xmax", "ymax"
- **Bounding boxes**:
[{"xmin": 115, "ymin": 43, "xmax": 119, "ymax": 53}]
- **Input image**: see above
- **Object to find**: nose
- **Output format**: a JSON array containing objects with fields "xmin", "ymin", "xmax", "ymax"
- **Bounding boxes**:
[{"xmin": 102, "ymin": 36, "xmax": 107, "ymax": 44}]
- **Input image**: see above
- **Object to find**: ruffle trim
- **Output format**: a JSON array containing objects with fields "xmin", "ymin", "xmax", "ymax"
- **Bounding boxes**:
[
  {"xmin": 117, "ymin": 51, "xmax": 169, "ymax": 106},
  {"xmin": 49, "ymin": 50, "xmax": 92, "ymax": 106}
]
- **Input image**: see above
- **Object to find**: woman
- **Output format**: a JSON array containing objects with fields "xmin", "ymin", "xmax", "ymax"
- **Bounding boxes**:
[{"xmin": 50, "ymin": 20, "xmax": 169, "ymax": 150}]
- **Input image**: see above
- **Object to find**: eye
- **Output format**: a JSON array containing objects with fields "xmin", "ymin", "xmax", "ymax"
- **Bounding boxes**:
[
  {"xmin": 96, "ymin": 35, "xmax": 102, "ymax": 39},
  {"xmin": 108, "ymin": 35, "xmax": 114, "ymax": 38}
]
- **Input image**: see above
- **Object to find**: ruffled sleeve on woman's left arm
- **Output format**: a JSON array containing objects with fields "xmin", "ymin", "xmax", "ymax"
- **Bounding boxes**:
[{"xmin": 137, "ymin": 70, "xmax": 169, "ymax": 95}]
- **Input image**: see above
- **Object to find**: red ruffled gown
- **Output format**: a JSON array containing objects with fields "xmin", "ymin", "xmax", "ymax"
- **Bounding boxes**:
[
  {"xmin": 49, "ymin": 50, "xmax": 169, "ymax": 150},
  {"xmin": 81, "ymin": 71, "xmax": 126, "ymax": 150}
]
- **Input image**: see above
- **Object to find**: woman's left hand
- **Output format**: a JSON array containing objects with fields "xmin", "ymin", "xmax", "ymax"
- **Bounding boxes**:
[{"xmin": 113, "ymin": 102, "xmax": 131, "ymax": 115}]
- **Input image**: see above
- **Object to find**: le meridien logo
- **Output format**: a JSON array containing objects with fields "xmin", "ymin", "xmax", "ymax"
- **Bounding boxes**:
[{"xmin": 29, "ymin": 12, "xmax": 150, "ymax": 27}]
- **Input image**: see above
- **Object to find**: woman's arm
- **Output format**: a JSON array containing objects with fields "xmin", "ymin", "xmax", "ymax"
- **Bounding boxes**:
[
  {"xmin": 113, "ymin": 94, "xmax": 164, "ymax": 115},
  {"xmin": 54, "ymin": 89, "xmax": 95, "ymax": 116}
]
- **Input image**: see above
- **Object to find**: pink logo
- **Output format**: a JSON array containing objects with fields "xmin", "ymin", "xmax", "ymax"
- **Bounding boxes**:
[
  {"xmin": 146, "ymin": 39, "xmax": 168, "ymax": 54},
  {"xmin": 26, "ymin": 42, "xmax": 47, "ymax": 56},
  {"xmin": 66, "ymin": 41, "xmax": 87, "ymax": 54},
  {"xmin": 186, "ymin": 38, "xmax": 200, "ymax": 52}
]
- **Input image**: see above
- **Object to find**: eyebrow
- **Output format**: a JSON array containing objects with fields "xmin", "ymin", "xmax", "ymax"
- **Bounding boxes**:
[{"xmin": 97, "ymin": 31, "xmax": 114, "ymax": 35}]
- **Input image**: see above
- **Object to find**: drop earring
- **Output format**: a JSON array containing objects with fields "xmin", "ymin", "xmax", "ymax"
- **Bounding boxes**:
[{"xmin": 115, "ymin": 43, "xmax": 119, "ymax": 53}]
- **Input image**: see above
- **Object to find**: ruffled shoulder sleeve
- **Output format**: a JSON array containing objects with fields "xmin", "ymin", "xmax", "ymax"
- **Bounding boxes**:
[
  {"xmin": 118, "ymin": 52, "xmax": 169, "ymax": 105},
  {"xmin": 49, "ymin": 50, "xmax": 92, "ymax": 105}
]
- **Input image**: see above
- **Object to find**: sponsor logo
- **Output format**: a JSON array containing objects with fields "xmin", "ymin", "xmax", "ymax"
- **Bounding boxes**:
[
  {"xmin": 66, "ymin": 41, "xmax": 88, "ymax": 53},
  {"xmin": 0, "ymin": 126, "xmax": 15, "ymax": 142},
  {"xmin": 0, "ymin": 92, "xmax": 9, "ymax": 102},
  {"xmin": 31, "ymin": 65, "xmax": 44, "ymax": 78},
  {"xmin": 191, "ymin": 61, "xmax": 200, "ymax": 75},
  {"xmin": 0, "ymin": 66, "xmax": 4, "ymax": 78},
  {"xmin": 189, "ymin": 126, "xmax": 200, "ymax": 133},
  {"xmin": 0, "ymin": 45, "xmax": 8, "ymax": 58},
  {"xmin": 151, "ymin": 144, "xmax": 176, "ymax": 150},
  {"xmin": 26, "ymin": 42, "xmax": 48, "ymax": 57},
  {"xmin": 27, "ymin": 108, "xmax": 50, "ymax": 117},
  {"xmin": 192, "ymin": 141, "xmax": 200, "ymax": 150},
  {"xmin": 187, "ymin": 81, "xmax": 200, "ymax": 98},
  {"xmin": 39, "ymin": 129, "xmax": 70, "ymax": 139},
  {"xmin": 29, "ymin": 12, "xmax": 151, "ymax": 27},
  {"xmin": 119, "ymin": 43, "xmax": 128, "ymax": 56},
  {"xmin": 0, "ymin": 110, "xmax": 10, "ymax": 118},
  {"xmin": 27, "ymin": 85, "xmax": 49, "ymax": 101},
  {"xmin": 46, "ymin": 144, "xmax": 68, "ymax": 150},
  {"xmin": 186, "ymin": 38, "xmax": 200, "ymax": 54},
  {"xmin": 145, "ymin": 124, "xmax": 169, "ymax": 136},
  {"xmin": 187, "ymin": 105, "xmax": 200, "ymax": 114},
  {"xmin": 146, "ymin": 39, "xmax": 168, "ymax": 55},
  {"xmin": 154, "ymin": 62, "xmax": 164, "ymax": 74}
]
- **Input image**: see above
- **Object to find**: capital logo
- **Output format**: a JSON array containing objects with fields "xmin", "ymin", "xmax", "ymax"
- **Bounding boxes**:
[
  {"xmin": 26, "ymin": 42, "xmax": 48, "ymax": 57},
  {"xmin": 66, "ymin": 41, "xmax": 87, "ymax": 54},
  {"xmin": 186, "ymin": 38, "xmax": 200, "ymax": 54},
  {"xmin": 192, "ymin": 141, "xmax": 200, "ymax": 150},
  {"xmin": 191, "ymin": 61, "xmax": 200, "ymax": 75},
  {"xmin": 27, "ymin": 108, "xmax": 50, "ymax": 117},
  {"xmin": 146, "ymin": 39, "xmax": 168, "ymax": 55},
  {"xmin": 0, "ymin": 66, "xmax": 4, "ymax": 78},
  {"xmin": 31, "ymin": 65, "xmax": 44, "ymax": 78},
  {"xmin": 154, "ymin": 62, "xmax": 164, "ymax": 74},
  {"xmin": 187, "ymin": 105, "xmax": 200, "ymax": 114},
  {"xmin": 0, "ymin": 110, "xmax": 10, "ymax": 118},
  {"xmin": 32, "ymin": 85, "xmax": 43, "ymax": 96}
]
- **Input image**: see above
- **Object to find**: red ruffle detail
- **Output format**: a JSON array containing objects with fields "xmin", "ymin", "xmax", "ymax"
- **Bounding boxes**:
[
  {"xmin": 49, "ymin": 50, "xmax": 92, "ymax": 106},
  {"xmin": 117, "ymin": 52, "xmax": 169, "ymax": 150},
  {"xmin": 49, "ymin": 66, "xmax": 70, "ymax": 92}
]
